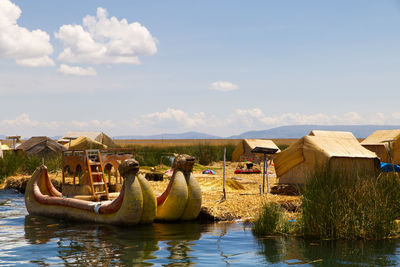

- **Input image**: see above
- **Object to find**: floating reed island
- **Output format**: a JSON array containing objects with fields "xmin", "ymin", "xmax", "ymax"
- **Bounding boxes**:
[
  {"xmin": 1, "ymin": 160, "xmax": 300, "ymax": 222},
  {"xmin": 4, "ymin": 129, "xmax": 400, "ymax": 239}
]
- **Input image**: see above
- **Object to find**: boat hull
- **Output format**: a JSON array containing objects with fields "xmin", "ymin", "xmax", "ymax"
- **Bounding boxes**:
[
  {"xmin": 156, "ymin": 170, "xmax": 202, "ymax": 221},
  {"xmin": 25, "ymin": 165, "xmax": 156, "ymax": 225}
]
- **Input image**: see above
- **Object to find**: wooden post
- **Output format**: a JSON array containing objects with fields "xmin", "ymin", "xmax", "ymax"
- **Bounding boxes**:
[
  {"xmin": 222, "ymin": 147, "xmax": 226, "ymax": 200},
  {"xmin": 266, "ymin": 154, "xmax": 269, "ymax": 193},
  {"xmin": 262, "ymin": 153, "xmax": 266, "ymax": 194}
]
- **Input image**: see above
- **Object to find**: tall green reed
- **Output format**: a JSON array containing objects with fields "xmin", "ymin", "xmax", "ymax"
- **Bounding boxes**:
[
  {"xmin": 0, "ymin": 151, "xmax": 62, "ymax": 183},
  {"xmin": 301, "ymin": 167, "xmax": 400, "ymax": 240},
  {"xmin": 128, "ymin": 144, "xmax": 236, "ymax": 166},
  {"xmin": 252, "ymin": 202, "xmax": 290, "ymax": 236}
]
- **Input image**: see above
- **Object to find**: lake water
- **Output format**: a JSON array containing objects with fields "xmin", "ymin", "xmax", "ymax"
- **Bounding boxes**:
[{"xmin": 2, "ymin": 189, "xmax": 400, "ymax": 266}]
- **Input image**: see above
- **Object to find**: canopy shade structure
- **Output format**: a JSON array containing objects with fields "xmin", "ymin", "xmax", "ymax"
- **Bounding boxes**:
[{"xmin": 251, "ymin": 147, "xmax": 279, "ymax": 154}]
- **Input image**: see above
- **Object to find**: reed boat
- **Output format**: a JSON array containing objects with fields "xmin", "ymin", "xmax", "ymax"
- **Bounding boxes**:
[
  {"xmin": 25, "ymin": 159, "xmax": 156, "ymax": 225},
  {"xmin": 155, "ymin": 154, "xmax": 202, "ymax": 221}
]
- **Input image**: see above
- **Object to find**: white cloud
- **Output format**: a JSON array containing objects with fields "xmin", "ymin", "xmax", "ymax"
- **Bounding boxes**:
[
  {"xmin": 57, "ymin": 64, "xmax": 97, "ymax": 76},
  {"xmin": 392, "ymin": 112, "xmax": 400, "ymax": 120},
  {"xmin": 0, "ymin": 0, "xmax": 54, "ymax": 67},
  {"xmin": 141, "ymin": 108, "xmax": 207, "ymax": 129},
  {"xmin": 55, "ymin": 7, "xmax": 157, "ymax": 65},
  {"xmin": 209, "ymin": 80, "xmax": 239, "ymax": 92},
  {"xmin": 230, "ymin": 109, "xmax": 369, "ymax": 128},
  {"xmin": 1, "ymin": 113, "xmax": 39, "ymax": 128},
  {"xmin": 0, "ymin": 114, "xmax": 118, "ymax": 137},
  {"xmin": 3, "ymin": 111, "xmax": 400, "ymax": 138},
  {"xmin": 370, "ymin": 112, "xmax": 385, "ymax": 125}
]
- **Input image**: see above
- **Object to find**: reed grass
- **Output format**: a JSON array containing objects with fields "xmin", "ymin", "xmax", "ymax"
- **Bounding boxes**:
[
  {"xmin": 252, "ymin": 202, "xmax": 290, "ymax": 236},
  {"xmin": 300, "ymin": 168, "xmax": 400, "ymax": 240},
  {"xmin": 128, "ymin": 144, "xmax": 236, "ymax": 166},
  {"xmin": 0, "ymin": 151, "xmax": 62, "ymax": 183},
  {"xmin": 253, "ymin": 167, "xmax": 400, "ymax": 240}
]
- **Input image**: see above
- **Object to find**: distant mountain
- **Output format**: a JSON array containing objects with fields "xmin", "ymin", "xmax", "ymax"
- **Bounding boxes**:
[
  {"xmin": 230, "ymin": 125, "xmax": 400, "ymax": 139},
  {"xmin": 114, "ymin": 125, "xmax": 400, "ymax": 140},
  {"xmin": 4, "ymin": 125, "xmax": 399, "ymax": 141},
  {"xmin": 114, "ymin": 131, "xmax": 221, "ymax": 140}
]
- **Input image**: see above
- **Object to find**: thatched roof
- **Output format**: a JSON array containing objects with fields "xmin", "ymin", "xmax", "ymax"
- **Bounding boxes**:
[
  {"xmin": 361, "ymin": 130, "xmax": 400, "ymax": 163},
  {"xmin": 309, "ymin": 130, "xmax": 357, "ymax": 140},
  {"xmin": 361, "ymin": 129, "xmax": 400, "ymax": 144},
  {"xmin": 59, "ymin": 131, "xmax": 117, "ymax": 147},
  {"xmin": 65, "ymin": 136, "xmax": 107, "ymax": 150},
  {"xmin": 17, "ymin": 136, "xmax": 66, "ymax": 157}
]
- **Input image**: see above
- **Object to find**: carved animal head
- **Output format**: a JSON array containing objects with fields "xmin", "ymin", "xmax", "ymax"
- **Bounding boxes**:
[
  {"xmin": 118, "ymin": 158, "xmax": 140, "ymax": 178},
  {"xmin": 172, "ymin": 154, "xmax": 195, "ymax": 171}
]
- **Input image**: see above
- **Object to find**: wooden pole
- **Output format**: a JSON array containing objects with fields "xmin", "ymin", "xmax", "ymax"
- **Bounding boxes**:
[
  {"xmin": 223, "ymin": 147, "xmax": 226, "ymax": 200},
  {"xmin": 262, "ymin": 153, "xmax": 266, "ymax": 194},
  {"xmin": 266, "ymin": 154, "xmax": 269, "ymax": 193}
]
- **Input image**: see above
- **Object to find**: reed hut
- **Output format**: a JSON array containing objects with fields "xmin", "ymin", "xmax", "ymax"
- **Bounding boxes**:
[
  {"xmin": 64, "ymin": 136, "xmax": 107, "ymax": 150},
  {"xmin": 231, "ymin": 139, "xmax": 280, "ymax": 163},
  {"xmin": 274, "ymin": 135, "xmax": 379, "ymax": 184},
  {"xmin": 58, "ymin": 131, "xmax": 117, "ymax": 148},
  {"xmin": 16, "ymin": 136, "xmax": 66, "ymax": 157},
  {"xmin": 361, "ymin": 130, "xmax": 400, "ymax": 164}
]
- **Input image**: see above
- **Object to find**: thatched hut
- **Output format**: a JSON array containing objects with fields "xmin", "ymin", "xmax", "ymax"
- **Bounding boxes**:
[
  {"xmin": 231, "ymin": 139, "xmax": 280, "ymax": 163},
  {"xmin": 16, "ymin": 136, "xmax": 66, "ymax": 157},
  {"xmin": 58, "ymin": 131, "xmax": 117, "ymax": 148},
  {"xmin": 274, "ymin": 135, "xmax": 379, "ymax": 185},
  {"xmin": 64, "ymin": 136, "xmax": 107, "ymax": 150},
  {"xmin": 361, "ymin": 130, "xmax": 400, "ymax": 164}
]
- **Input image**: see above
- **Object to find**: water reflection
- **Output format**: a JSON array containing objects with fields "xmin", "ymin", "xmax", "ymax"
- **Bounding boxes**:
[
  {"xmin": 24, "ymin": 215, "xmax": 218, "ymax": 266},
  {"xmin": 3, "ymin": 187, "xmax": 400, "ymax": 266},
  {"xmin": 258, "ymin": 236, "xmax": 400, "ymax": 266}
]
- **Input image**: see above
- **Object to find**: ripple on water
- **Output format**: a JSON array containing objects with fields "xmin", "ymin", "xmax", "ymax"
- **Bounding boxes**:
[{"xmin": 2, "ymin": 190, "xmax": 400, "ymax": 266}]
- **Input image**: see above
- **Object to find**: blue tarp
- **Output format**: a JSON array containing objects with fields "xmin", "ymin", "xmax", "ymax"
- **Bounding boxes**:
[{"xmin": 380, "ymin": 162, "xmax": 400, "ymax": 172}]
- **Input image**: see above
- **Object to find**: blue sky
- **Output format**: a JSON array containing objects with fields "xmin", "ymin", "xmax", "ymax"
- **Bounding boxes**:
[{"xmin": 1, "ymin": 0, "xmax": 400, "ymax": 137}]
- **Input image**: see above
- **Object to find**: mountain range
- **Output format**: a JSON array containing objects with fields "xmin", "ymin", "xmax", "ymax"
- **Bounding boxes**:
[
  {"xmin": 114, "ymin": 125, "xmax": 400, "ymax": 139},
  {"xmin": 113, "ymin": 131, "xmax": 220, "ymax": 140},
  {"xmin": 230, "ymin": 125, "xmax": 400, "ymax": 139},
  {"xmin": 2, "ymin": 125, "xmax": 400, "ymax": 140}
]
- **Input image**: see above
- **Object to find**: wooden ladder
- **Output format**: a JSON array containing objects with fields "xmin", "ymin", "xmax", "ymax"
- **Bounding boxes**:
[{"xmin": 86, "ymin": 149, "xmax": 109, "ymax": 200}]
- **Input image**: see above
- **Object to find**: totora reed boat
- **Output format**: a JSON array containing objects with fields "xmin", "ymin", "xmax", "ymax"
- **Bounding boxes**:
[
  {"xmin": 155, "ymin": 154, "xmax": 202, "ymax": 221},
  {"xmin": 25, "ymin": 158, "xmax": 157, "ymax": 225},
  {"xmin": 24, "ymin": 154, "xmax": 202, "ymax": 224}
]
